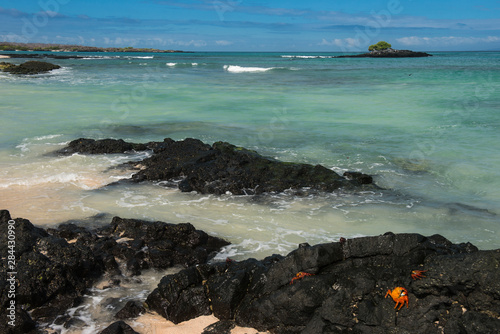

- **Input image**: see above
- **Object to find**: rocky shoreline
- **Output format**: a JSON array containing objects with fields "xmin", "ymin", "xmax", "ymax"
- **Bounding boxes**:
[{"xmin": 2, "ymin": 210, "xmax": 499, "ymax": 333}]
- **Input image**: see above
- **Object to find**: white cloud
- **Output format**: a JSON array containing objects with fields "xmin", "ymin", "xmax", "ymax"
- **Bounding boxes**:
[
  {"xmin": 215, "ymin": 40, "xmax": 233, "ymax": 46},
  {"xmin": 397, "ymin": 36, "xmax": 500, "ymax": 46},
  {"xmin": 319, "ymin": 38, "xmax": 366, "ymax": 50}
]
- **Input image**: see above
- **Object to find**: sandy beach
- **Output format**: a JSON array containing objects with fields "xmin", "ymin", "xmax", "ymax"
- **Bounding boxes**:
[
  {"xmin": 132, "ymin": 313, "xmax": 269, "ymax": 334},
  {"xmin": 0, "ymin": 55, "xmax": 10, "ymax": 58}
]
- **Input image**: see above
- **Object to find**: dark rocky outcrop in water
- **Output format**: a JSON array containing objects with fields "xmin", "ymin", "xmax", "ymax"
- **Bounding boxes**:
[
  {"xmin": 57, "ymin": 138, "xmax": 149, "ymax": 155},
  {"xmin": 336, "ymin": 49, "xmax": 432, "ymax": 58},
  {"xmin": 57, "ymin": 137, "xmax": 377, "ymax": 195},
  {"xmin": 0, "ymin": 210, "xmax": 229, "ymax": 333},
  {"xmin": 0, "ymin": 60, "xmax": 61, "ymax": 74},
  {"xmin": 146, "ymin": 233, "xmax": 500, "ymax": 334}
]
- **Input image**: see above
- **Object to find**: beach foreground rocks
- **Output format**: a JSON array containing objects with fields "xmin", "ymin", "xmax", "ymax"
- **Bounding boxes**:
[
  {"xmin": 2, "ymin": 210, "xmax": 499, "ymax": 333},
  {"xmin": 57, "ymin": 137, "xmax": 376, "ymax": 195},
  {"xmin": 146, "ymin": 233, "xmax": 500, "ymax": 334},
  {"xmin": 0, "ymin": 210, "xmax": 229, "ymax": 333}
]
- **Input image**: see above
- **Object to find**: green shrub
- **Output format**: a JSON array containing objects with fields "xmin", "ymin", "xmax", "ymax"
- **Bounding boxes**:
[{"xmin": 368, "ymin": 41, "xmax": 392, "ymax": 51}]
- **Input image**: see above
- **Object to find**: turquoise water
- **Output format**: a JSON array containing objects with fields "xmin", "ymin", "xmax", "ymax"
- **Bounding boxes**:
[{"xmin": 1, "ymin": 51, "xmax": 499, "ymax": 255}]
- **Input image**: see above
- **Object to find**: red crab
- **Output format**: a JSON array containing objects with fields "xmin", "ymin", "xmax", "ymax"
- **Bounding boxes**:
[
  {"xmin": 385, "ymin": 287, "xmax": 409, "ymax": 310},
  {"xmin": 289, "ymin": 272, "xmax": 314, "ymax": 285},
  {"xmin": 411, "ymin": 270, "xmax": 428, "ymax": 280}
]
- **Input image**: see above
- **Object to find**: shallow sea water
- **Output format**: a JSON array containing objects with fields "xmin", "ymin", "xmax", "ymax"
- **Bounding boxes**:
[{"xmin": 1, "ymin": 51, "xmax": 499, "ymax": 253}]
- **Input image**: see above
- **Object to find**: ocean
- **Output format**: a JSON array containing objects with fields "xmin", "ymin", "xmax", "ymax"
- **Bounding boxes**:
[{"xmin": 1, "ymin": 50, "xmax": 499, "ymax": 256}]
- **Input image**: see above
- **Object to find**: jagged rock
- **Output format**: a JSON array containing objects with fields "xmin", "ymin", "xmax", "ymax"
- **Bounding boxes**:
[
  {"xmin": 115, "ymin": 301, "xmax": 146, "ymax": 319},
  {"xmin": 98, "ymin": 321, "xmax": 139, "ymax": 334},
  {"xmin": 0, "ymin": 60, "xmax": 61, "ymax": 74},
  {"xmin": 56, "ymin": 137, "xmax": 377, "ymax": 195},
  {"xmin": 56, "ymin": 138, "xmax": 149, "ymax": 155},
  {"xmin": 146, "ymin": 232, "xmax": 500, "ymax": 333},
  {"xmin": 0, "ymin": 210, "xmax": 103, "ymax": 325}
]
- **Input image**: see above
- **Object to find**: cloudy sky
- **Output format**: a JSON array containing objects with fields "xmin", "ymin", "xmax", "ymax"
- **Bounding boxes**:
[{"xmin": 1, "ymin": 0, "xmax": 499, "ymax": 51}]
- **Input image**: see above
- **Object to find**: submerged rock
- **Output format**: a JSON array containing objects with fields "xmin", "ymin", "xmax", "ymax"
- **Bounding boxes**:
[
  {"xmin": 0, "ymin": 210, "xmax": 229, "ymax": 331},
  {"xmin": 0, "ymin": 60, "xmax": 61, "ymax": 74},
  {"xmin": 57, "ymin": 137, "xmax": 377, "ymax": 195},
  {"xmin": 146, "ymin": 232, "xmax": 500, "ymax": 334}
]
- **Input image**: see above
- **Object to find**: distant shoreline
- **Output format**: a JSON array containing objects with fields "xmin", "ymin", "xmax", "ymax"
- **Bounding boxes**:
[{"xmin": 0, "ymin": 42, "xmax": 185, "ymax": 53}]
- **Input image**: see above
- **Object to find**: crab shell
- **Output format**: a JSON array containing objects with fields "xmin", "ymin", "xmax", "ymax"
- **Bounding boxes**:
[{"xmin": 386, "ymin": 287, "xmax": 409, "ymax": 310}]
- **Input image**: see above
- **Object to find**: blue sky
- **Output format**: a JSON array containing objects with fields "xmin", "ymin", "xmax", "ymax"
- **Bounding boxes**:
[{"xmin": 1, "ymin": 0, "xmax": 499, "ymax": 51}]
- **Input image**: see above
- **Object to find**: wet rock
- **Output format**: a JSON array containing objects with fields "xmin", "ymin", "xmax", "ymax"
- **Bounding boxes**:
[
  {"xmin": 0, "ymin": 307, "xmax": 37, "ymax": 334},
  {"xmin": 98, "ymin": 216, "xmax": 230, "ymax": 270},
  {"xmin": 0, "ymin": 60, "xmax": 61, "ymax": 74},
  {"xmin": 146, "ymin": 266, "xmax": 212, "ymax": 323},
  {"xmin": 57, "ymin": 137, "xmax": 377, "ymax": 195},
  {"xmin": 115, "ymin": 301, "xmax": 146, "ymax": 319},
  {"xmin": 146, "ymin": 233, "xmax": 500, "ymax": 334},
  {"xmin": 56, "ymin": 138, "xmax": 149, "ymax": 155},
  {"xmin": 98, "ymin": 321, "xmax": 139, "ymax": 334}
]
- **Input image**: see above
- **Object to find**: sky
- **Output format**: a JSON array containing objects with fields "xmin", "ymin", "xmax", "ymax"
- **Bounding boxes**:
[{"xmin": 0, "ymin": 0, "xmax": 499, "ymax": 51}]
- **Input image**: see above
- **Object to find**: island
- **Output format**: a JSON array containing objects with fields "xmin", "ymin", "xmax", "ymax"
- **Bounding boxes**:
[
  {"xmin": 0, "ymin": 42, "xmax": 187, "ymax": 60},
  {"xmin": 336, "ymin": 41, "xmax": 432, "ymax": 58},
  {"xmin": 0, "ymin": 42, "xmax": 184, "ymax": 53}
]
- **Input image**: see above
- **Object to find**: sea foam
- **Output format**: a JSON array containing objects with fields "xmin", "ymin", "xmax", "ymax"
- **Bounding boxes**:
[{"xmin": 224, "ymin": 65, "xmax": 275, "ymax": 73}]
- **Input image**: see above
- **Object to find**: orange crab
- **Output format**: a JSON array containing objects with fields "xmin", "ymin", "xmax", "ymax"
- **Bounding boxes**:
[
  {"xmin": 385, "ymin": 287, "xmax": 409, "ymax": 310},
  {"xmin": 290, "ymin": 272, "xmax": 314, "ymax": 285},
  {"xmin": 411, "ymin": 270, "xmax": 427, "ymax": 280}
]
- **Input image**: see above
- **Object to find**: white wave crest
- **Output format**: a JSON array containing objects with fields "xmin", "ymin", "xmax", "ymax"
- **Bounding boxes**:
[
  {"xmin": 281, "ymin": 55, "xmax": 334, "ymax": 59},
  {"xmin": 223, "ymin": 65, "xmax": 275, "ymax": 73}
]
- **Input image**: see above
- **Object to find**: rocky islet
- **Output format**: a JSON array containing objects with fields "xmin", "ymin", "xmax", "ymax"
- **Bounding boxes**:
[{"xmin": 0, "ymin": 60, "xmax": 61, "ymax": 75}]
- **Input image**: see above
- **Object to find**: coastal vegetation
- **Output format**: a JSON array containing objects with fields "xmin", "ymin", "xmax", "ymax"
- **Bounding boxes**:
[
  {"xmin": 0, "ymin": 42, "xmax": 183, "ymax": 53},
  {"xmin": 368, "ymin": 41, "xmax": 392, "ymax": 51}
]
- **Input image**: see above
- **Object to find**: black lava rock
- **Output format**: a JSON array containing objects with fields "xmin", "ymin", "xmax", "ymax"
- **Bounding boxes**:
[
  {"xmin": 145, "ymin": 232, "xmax": 500, "ymax": 334},
  {"xmin": 98, "ymin": 321, "xmax": 139, "ymax": 334},
  {"xmin": 56, "ymin": 137, "xmax": 377, "ymax": 195},
  {"xmin": 0, "ymin": 60, "xmax": 61, "ymax": 74},
  {"xmin": 115, "ymin": 301, "xmax": 146, "ymax": 319},
  {"xmin": 0, "ymin": 210, "xmax": 230, "ymax": 331},
  {"xmin": 56, "ymin": 138, "xmax": 149, "ymax": 155}
]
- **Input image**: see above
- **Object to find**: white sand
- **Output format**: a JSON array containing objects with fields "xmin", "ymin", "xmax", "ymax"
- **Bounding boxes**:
[
  {"xmin": 132, "ymin": 312, "xmax": 269, "ymax": 334},
  {"xmin": 0, "ymin": 55, "xmax": 10, "ymax": 58}
]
